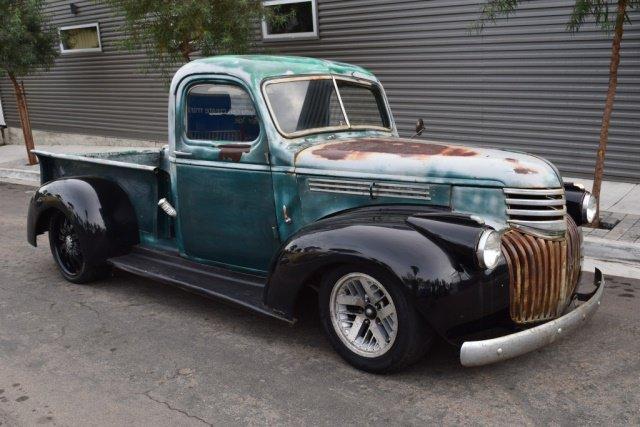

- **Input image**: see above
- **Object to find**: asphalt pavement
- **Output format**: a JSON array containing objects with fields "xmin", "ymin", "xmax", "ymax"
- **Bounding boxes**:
[{"xmin": 0, "ymin": 182, "xmax": 639, "ymax": 426}]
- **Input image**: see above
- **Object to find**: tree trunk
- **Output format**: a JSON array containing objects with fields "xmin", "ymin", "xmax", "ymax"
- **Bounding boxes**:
[
  {"xmin": 8, "ymin": 73, "xmax": 38, "ymax": 165},
  {"xmin": 590, "ymin": 0, "xmax": 627, "ymax": 227},
  {"xmin": 180, "ymin": 41, "xmax": 192, "ymax": 62}
]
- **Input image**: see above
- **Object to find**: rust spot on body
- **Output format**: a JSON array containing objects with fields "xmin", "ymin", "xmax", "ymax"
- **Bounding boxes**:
[
  {"xmin": 310, "ymin": 138, "xmax": 478, "ymax": 161},
  {"xmin": 219, "ymin": 144, "xmax": 251, "ymax": 162},
  {"xmin": 505, "ymin": 157, "xmax": 538, "ymax": 174},
  {"xmin": 513, "ymin": 166, "xmax": 539, "ymax": 175}
]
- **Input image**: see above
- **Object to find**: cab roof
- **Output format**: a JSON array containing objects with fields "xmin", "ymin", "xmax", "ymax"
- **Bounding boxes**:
[{"xmin": 170, "ymin": 55, "xmax": 378, "ymax": 94}]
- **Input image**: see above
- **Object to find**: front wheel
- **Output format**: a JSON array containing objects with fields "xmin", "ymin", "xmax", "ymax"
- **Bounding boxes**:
[
  {"xmin": 319, "ymin": 265, "xmax": 433, "ymax": 373},
  {"xmin": 48, "ymin": 211, "xmax": 110, "ymax": 284}
]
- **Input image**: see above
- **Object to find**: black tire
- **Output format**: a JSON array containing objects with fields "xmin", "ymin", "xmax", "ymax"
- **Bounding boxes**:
[
  {"xmin": 319, "ymin": 264, "xmax": 433, "ymax": 373},
  {"xmin": 48, "ymin": 211, "xmax": 111, "ymax": 284}
]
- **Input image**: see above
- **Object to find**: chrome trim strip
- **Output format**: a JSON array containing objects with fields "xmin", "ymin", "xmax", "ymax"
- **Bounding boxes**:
[
  {"xmin": 169, "ymin": 156, "xmax": 271, "ymax": 171},
  {"xmin": 506, "ymin": 207, "xmax": 566, "ymax": 217},
  {"xmin": 508, "ymin": 218, "xmax": 567, "ymax": 227},
  {"xmin": 460, "ymin": 268, "xmax": 604, "ymax": 367},
  {"xmin": 507, "ymin": 219, "xmax": 567, "ymax": 235},
  {"xmin": 505, "ymin": 197, "xmax": 565, "ymax": 206},
  {"xmin": 32, "ymin": 149, "xmax": 158, "ymax": 172},
  {"xmin": 284, "ymin": 166, "xmax": 502, "ymax": 187},
  {"xmin": 332, "ymin": 76, "xmax": 350, "ymax": 128},
  {"xmin": 503, "ymin": 188, "xmax": 565, "ymax": 196}
]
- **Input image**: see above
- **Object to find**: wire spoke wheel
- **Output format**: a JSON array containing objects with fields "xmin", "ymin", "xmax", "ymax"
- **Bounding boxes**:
[
  {"xmin": 51, "ymin": 214, "xmax": 83, "ymax": 277},
  {"xmin": 329, "ymin": 273, "xmax": 398, "ymax": 358}
]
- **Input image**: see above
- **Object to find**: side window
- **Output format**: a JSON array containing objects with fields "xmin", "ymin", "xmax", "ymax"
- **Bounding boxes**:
[{"xmin": 186, "ymin": 84, "xmax": 260, "ymax": 142}]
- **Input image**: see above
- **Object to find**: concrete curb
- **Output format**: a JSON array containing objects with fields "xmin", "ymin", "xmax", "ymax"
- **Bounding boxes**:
[
  {"xmin": 0, "ymin": 167, "xmax": 39, "ymax": 185},
  {"xmin": 583, "ymin": 236, "xmax": 640, "ymax": 265}
]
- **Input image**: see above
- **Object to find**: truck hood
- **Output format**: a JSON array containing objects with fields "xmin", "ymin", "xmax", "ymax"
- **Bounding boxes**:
[{"xmin": 294, "ymin": 137, "xmax": 561, "ymax": 188}]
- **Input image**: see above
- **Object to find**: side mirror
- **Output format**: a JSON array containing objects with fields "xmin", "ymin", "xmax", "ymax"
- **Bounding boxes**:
[{"xmin": 412, "ymin": 119, "xmax": 425, "ymax": 138}]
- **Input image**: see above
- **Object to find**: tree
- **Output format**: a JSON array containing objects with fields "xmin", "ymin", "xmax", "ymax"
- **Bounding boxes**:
[
  {"xmin": 0, "ymin": 0, "xmax": 58, "ymax": 165},
  {"xmin": 103, "ymin": 0, "xmax": 288, "ymax": 81},
  {"xmin": 475, "ymin": 0, "xmax": 637, "ymax": 226}
]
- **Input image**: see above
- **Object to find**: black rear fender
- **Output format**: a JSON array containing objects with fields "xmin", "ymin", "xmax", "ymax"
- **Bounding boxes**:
[{"xmin": 27, "ymin": 177, "xmax": 139, "ymax": 265}]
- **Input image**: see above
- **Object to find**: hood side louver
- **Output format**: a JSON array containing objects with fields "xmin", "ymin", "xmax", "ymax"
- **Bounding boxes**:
[{"xmin": 308, "ymin": 178, "xmax": 431, "ymax": 201}]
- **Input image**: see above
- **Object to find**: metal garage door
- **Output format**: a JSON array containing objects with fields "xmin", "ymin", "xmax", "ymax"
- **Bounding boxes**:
[{"xmin": 258, "ymin": 0, "xmax": 640, "ymax": 181}]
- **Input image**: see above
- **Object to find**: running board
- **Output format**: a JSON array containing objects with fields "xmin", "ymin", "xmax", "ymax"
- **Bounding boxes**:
[{"xmin": 108, "ymin": 246, "xmax": 293, "ymax": 324}]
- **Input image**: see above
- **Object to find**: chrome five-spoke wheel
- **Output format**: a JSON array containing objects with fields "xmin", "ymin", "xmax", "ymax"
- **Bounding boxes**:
[
  {"xmin": 329, "ymin": 273, "xmax": 398, "ymax": 358},
  {"xmin": 319, "ymin": 265, "xmax": 433, "ymax": 373}
]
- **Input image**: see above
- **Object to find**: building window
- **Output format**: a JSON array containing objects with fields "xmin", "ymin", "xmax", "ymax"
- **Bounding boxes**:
[
  {"xmin": 59, "ymin": 23, "xmax": 102, "ymax": 54},
  {"xmin": 186, "ymin": 84, "xmax": 260, "ymax": 142},
  {"xmin": 262, "ymin": 0, "xmax": 318, "ymax": 40}
]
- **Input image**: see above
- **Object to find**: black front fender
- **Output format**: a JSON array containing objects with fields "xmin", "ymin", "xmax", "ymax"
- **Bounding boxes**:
[
  {"xmin": 264, "ymin": 206, "xmax": 510, "ymax": 341},
  {"xmin": 27, "ymin": 177, "xmax": 139, "ymax": 265}
]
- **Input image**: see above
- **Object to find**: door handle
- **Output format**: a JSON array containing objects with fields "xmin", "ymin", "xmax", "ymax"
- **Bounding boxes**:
[
  {"xmin": 282, "ymin": 205, "xmax": 293, "ymax": 224},
  {"xmin": 174, "ymin": 150, "xmax": 192, "ymax": 158}
]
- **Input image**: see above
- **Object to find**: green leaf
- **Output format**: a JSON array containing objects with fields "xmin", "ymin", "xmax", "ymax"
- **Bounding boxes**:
[
  {"xmin": 474, "ymin": 0, "xmax": 637, "ymax": 34},
  {"xmin": 101, "ymin": 0, "xmax": 266, "ymax": 82},
  {"xmin": 0, "ymin": 0, "xmax": 59, "ymax": 77}
]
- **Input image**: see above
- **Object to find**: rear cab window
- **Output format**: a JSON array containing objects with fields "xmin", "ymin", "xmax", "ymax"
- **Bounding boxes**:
[{"xmin": 186, "ymin": 84, "xmax": 260, "ymax": 143}]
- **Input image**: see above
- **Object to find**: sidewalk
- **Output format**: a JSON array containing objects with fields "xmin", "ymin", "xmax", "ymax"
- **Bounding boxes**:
[{"xmin": 1, "ymin": 143, "xmax": 638, "ymax": 276}]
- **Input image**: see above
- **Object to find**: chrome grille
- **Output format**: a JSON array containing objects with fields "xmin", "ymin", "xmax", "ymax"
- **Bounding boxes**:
[
  {"xmin": 501, "ymin": 216, "xmax": 581, "ymax": 324},
  {"xmin": 308, "ymin": 178, "xmax": 431, "ymax": 200},
  {"xmin": 503, "ymin": 187, "xmax": 566, "ymax": 237}
]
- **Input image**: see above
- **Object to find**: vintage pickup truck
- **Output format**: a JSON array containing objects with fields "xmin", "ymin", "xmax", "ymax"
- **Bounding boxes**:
[{"xmin": 27, "ymin": 55, "xmax": 604, "ymax": 373}]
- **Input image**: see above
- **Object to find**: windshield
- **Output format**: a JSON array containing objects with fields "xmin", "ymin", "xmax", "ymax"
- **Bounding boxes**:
[{"xmin": 263, "ymin": 76, "xmax": 391, "ymax": 137}]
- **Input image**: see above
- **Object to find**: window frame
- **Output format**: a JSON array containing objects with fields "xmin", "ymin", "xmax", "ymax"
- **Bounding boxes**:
[
  {"xmin": 261, "ymin": 75, "xmax": 393, "ymax": 139},
  {"xmin": 182, "ymin": 80, "xmax": 263, "ymax": 148},
  {"xmin": 59, "ymin": 22, "xmax": 103, "ymax": 54},
  {"xmin": 261, "ymin": 0, "xmax": 319, "ymax": 41}
]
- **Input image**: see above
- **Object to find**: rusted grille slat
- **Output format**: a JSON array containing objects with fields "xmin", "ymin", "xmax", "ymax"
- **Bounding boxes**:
[
  {"xmin": 548, "ymin": 240, "xmax": 557, "ymax": 318},
  {"xmin": 501, "ymin": 238, "xmax": 519, "ymax": 320},
  {"xmin": 539, "ymin": 238, "xmax": 551, "ymax": 318},
  {"xmin": 501, "ymin": 217, "xmax": 582, "ymax": 324}
]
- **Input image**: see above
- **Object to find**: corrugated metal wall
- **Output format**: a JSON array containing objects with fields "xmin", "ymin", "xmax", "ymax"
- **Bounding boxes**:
[
  {"xmin": 1, "ymin": 0, "xmax": 639, "ymax": 180},
  {"xmin": 0, "ymin": 0, "xmax": 169, "ymax": 141}
]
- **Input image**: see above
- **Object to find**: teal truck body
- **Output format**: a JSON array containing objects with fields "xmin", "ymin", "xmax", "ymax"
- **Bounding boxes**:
[{"xmin": 27, "ymin": 56, "xmax": 604, "ymax": 372}]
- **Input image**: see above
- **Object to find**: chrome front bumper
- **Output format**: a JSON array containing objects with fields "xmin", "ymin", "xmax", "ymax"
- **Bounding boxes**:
[{"xmin": 460, "ymin": 268, "xmax": 604, "ymax": 367}]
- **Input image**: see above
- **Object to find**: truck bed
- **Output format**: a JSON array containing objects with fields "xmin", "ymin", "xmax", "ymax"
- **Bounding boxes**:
[
  {"xmin": 33, "ymin": 148, "xmax": 170, "ymax": 244},
  {"xmin": 33, "ymin": 149, "xmax": 164, "ymax": 175}
]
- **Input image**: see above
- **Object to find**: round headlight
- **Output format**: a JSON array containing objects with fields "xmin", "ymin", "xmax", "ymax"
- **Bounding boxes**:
[
  {"xmin": 582, "ymin": 192, "xmax": 597, "ymax": 224},
  {"xmin": 477, "ymin": 229, "xmax": 502, "ymax": 270}
]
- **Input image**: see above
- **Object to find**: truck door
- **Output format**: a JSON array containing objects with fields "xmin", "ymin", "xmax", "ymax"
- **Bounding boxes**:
[{"xmin": 171, "ymin": 78, "xmax": 279, "ymax": 273}]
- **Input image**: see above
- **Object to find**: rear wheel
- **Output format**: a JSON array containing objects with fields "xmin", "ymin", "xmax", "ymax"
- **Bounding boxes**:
[
  {"xmin": 319, "ymin": 265, "xmax": 433, "ymax": 373},
  {"xmin": 48, "ymin": 211, "xmax": 110, "ymax": 284}
]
